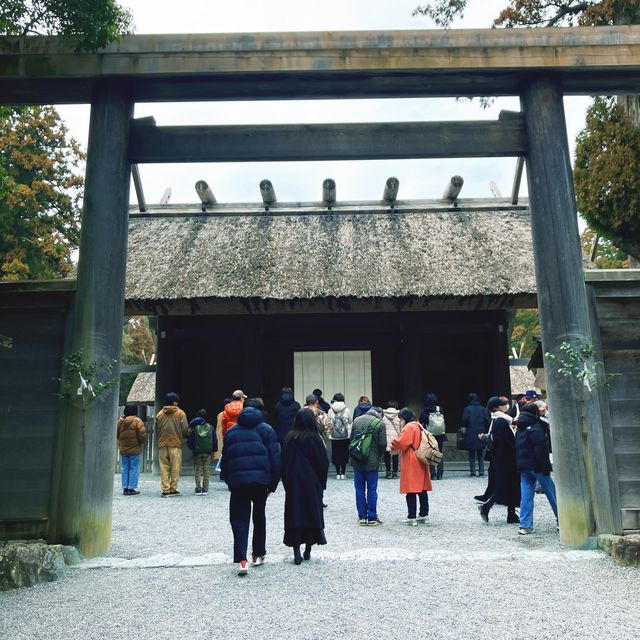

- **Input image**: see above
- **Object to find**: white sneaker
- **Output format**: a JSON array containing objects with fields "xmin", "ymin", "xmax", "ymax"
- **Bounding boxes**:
[
  {"xmin": 336, "ymin": 474, "xmax": 340, "ymax": 480},
  {"xmin": 251, "ymin": 555, "xmax": 264, "ymax": 566},
  {"xmin": 416, "ymin": 516, "xmax": 428, "ymax": 524},
  {"xmin": 237, "ymin": 560, "xmax": 248, "ymax": 575},
  {"xmin": 340, "ymin": 474, "xmax": 346, "ymax": 480},
  {"xmin": 402, "ymin": 518, "xmax": 418, "ymax": 527}
]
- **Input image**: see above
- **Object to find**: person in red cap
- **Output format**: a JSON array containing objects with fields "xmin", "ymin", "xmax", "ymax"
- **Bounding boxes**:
[{"xmin": 222, "ymin": 390, "xmax": 247, "ymax": 437}]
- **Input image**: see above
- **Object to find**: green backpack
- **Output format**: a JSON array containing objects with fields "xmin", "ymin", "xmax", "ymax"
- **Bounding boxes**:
[
  {"xmin": 194, "ymin": 422, "xmax": 213, "ymax": 454},
  {"xmin": 349, "ymin": 418, "xmax": 380, "ymax": 461}
]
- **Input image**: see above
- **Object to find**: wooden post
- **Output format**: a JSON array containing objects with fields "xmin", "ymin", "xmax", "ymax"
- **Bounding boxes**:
[
  {"xmin": 521, "ymin": 79, "xmax": 596, "ymax": 546},
  {"xmin": 52, "ymin": 83, "xmax": 133, "ymax": 557}
]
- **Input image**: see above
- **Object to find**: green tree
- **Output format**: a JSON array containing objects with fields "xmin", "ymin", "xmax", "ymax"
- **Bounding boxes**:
[
  {"xmin": 0, "ymin": 0, "xmax": 133, "ymax": 51},
  {"xmin": 0, "ymin": 105, "xmax": 84, "ymax": 280},
  {"xmin": 120, "ymin": 316, "xmax": 156, "ymax": 405},
  {"xmin": 510, "ymin": 309, "xmax": 541, "ymax": 359},
  {"xmin": 0, "ymin": 1, "xmax": 134, "ymax": 280},
  {"xmin": 413, "ymin": 1, "xmax": 640, "ymax": 28},
  {"xmin": 575, "ymin": 98, "xmax": 640, "ymax": 260},
  {"xmin": 580, "ymin": 227, "xmax": 628, "ymax": 268},
  {"xmin": 413, "ymin": 1, "xmax": 640, "ymax": 260}
]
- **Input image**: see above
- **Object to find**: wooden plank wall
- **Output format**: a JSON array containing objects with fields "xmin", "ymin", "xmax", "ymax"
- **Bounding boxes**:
[
  {"xmin": 0, "ymin": 286, "xmax": 73, "ymax": 539},
  {"xmin": 590, "ymin": 275, "xmax": 640, "ymax": 531}
]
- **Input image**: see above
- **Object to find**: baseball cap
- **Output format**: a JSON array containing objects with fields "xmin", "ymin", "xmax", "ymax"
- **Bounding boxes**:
[{"xmin": 232, "ymin": 389, "xmax": 247, "ymax": 399}]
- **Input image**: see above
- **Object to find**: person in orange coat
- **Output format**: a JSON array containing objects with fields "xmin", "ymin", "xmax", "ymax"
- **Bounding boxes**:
[
  {"xmin": 222, "ymin": 390, "xmax": 247, "ymax": 437},
  {"xmin": 391, "ymin": 408, "xmax": 432, "ymax": 526}
]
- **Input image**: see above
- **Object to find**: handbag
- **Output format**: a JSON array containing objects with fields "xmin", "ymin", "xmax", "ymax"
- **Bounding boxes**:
[
  {"xmin": 412, "ymin": 424, "xmax": 444, "ymax": 466},
  {"xmin": 456, "ymin": 426, "xmax": 466, "ymax": 450}
]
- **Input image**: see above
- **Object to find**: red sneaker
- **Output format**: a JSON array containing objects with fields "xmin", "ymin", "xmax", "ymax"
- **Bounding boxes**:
[{"xmin": 237, "ymin": 560, "xmax": 248, "ymax": 576}]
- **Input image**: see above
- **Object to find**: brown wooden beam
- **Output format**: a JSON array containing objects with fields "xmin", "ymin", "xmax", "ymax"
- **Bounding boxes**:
[
  {"xmin": 128, "ymin": 118, "xmax": 527, "ymax": 163},
  {"xmin": 1, "ymin": 27, "xmax": 640, "ymax": 103}
]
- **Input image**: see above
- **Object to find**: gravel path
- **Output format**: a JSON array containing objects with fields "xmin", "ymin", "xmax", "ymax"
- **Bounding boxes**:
[{"xmin": 1, "ymin": 472, "xmax": 639, "ymax": 640}]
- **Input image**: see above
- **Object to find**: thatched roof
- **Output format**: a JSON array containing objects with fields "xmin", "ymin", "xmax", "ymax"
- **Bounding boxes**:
[
  {"xmin": 127, "ymin": 372, "xmax": 156, "ymax": 404},
  {"xmin": 125, "ymin": 201, "xmax": 536, "ymax": 307},
  {"xmin": 509, "ymin": 364, "xmax": 537, "ymax": 396}
]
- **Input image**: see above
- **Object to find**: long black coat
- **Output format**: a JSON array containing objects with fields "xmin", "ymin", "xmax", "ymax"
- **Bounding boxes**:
[
  {"xmin": 490, "ymin": 416, "xmax": 520, "ymax": 507},
  {"xmin": 282, "ymin": 434, "xmax": 329, "ymax": 534},
  {"xmin": 462, "ymin": 401, "xmax": 490, "ymax": 450}
]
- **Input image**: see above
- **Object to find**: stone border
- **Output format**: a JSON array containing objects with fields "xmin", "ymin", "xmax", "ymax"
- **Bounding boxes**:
[{"xmin": 598, "ymin": 534, "xmax": 640, "ymax": 568}]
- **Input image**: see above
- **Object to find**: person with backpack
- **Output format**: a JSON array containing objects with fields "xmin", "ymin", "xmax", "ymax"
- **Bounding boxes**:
[
  {"xmin": 187, "ymin": 409, "xmax": 218, "ymax": 495},
  {"xmin": 282, "ymin": 408, "xmax": 329, "ymax": 564},
  {"xmin": 382, "ymin": 400, "xmax": 401, "ymax": 479},
  {"xmin": 275, "ymin": 386, "xmax": 301, "ymax": 444},
  {"xmin": 419, "ymin": 392, "xmax": 447, "ymax": 480},
  {"xmin": 515, "ymin": 402, "xmax": 558, "ymax": 535},
  {"xmin": 221, "ymin": 390, "xmax": 247, "ymax": 437},
  {"xmin": 349, "ymin": 406, "xmax": 386, "ymax": 526},
  {"xmin": 221, "ymin": 401, "xmax": 281, "ymax": 576},
  {"xmin": 327, "ymin": 393, "xmax": 352, "ymax": 479},
  {"xmin": 391, "ymin": 408, "xmax": 432, "ymax": 525},
  {"xmin": 117, "ymin": 402, "xmax": 146, "ymax": 495}
]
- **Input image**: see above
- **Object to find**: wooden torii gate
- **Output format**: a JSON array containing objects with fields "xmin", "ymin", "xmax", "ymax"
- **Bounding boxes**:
[{"xmin": 1, "ymin": 26, "xmax": 639, "ymax": 555}]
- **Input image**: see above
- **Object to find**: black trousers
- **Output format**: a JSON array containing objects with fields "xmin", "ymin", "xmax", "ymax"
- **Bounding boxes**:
[
  {"xmin": 229, "ymin": 483, "xmax": 269, "ymax": 563},
  {"xmin": 384, "ymin": 452, "xmax": 399, "ymax": 473},
  {"xmin": 406, "ymin": 491, "xmax": 429, "ymax": 518}
]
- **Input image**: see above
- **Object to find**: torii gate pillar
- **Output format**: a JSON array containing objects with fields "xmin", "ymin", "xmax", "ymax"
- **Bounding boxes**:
[
  {"xmin": 522, "ymin": 79, "xmax": 602, "ymax": 546},
  {"xmin": 49, "ymin": 83, "xmax": 133, "ymax": 556}
]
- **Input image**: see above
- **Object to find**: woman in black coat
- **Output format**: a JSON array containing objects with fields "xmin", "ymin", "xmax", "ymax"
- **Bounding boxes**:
[
  {"xmin": 461, "ymin": 393, "xmax": 490, "ymax": 477},
  {"xmin": 282, "ymin": 408, "xmax": 329, "ymax": 565},
  {"xmin": 478, "ymin": 396, "xmax": 521, "ymax": 525}
]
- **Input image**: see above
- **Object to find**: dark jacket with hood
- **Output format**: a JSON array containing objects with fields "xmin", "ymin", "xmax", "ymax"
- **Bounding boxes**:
[
  {"xmin": 221, "ymin": 407, "xmax": 281, "ymax": 492},
  {"xmin": 275, "ymin": 391, "xmax": 301, "ymax": 443},
  {"xmin": 515, "ymin": 412, "xmax": 552, "ymax": 475},
  {"xmin": 353, "ymin": 401, "xmax": 372, "ymax": 420},
  {"xmin": 187, "ymin": 417, "xmax": 218, "ymax": 456},
  {"xmin": 462, "ymin": 400, "xmax": 490, "ymax": 450}
]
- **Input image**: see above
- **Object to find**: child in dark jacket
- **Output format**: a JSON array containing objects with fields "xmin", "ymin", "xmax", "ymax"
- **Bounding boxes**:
[{"xmin": 188, "ymin": 409, "xmax": 218, "ymax": 495}]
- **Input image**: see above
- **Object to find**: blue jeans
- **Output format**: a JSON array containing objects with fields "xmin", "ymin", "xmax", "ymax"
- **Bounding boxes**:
[
  {"xmin": 121, "ymin": 454, "xmax": 140, "ymax": 489},
  {"xmin": 353, "ymin": 469, "xmax": 379, "ymax": 520},
  {"xmin": 519, "ymin": 471, "xmax": 558, "ymax": 530}
]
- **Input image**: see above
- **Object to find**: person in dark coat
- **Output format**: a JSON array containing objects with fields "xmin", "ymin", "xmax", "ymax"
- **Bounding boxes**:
[
  {"xmin": 274, "ymin": 387, "xmax": 301, "ymax": 444},
  {"xmin": 352, "ymin": 395, "xmax": 372, "ymax": 420},
  {"xmin": 478, "ymin": 396, "xmax": 520, "ymax": 525},
  {"xmin": 282, "ymin": 408, "xmax": 329, "ymax": 564},
  {"xmin": 462, "ymin": 393, "xmax": 490, "ymax": 477},
  {"xmin": 312, "ymin": 388, "xmax": 331, "ymax": 414},
  {"xmin": 221, "ymin": 404, "xmax": 281, "ymax": 576},
  {"xmin": 419, "ymin": 392, "xmax": 447, "ymax": 480},
  {"xmin": 515, "ymin": 403, "xmax": 558, "ymax": 535}
]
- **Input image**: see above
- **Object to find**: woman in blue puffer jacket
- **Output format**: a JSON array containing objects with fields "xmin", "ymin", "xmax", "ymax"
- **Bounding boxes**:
[{"xmin": 221, "ymin": 404, "xmax": 281, "ymax": 575}]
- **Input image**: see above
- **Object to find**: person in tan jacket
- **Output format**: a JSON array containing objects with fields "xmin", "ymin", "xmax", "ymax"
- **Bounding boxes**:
[
  {"xmin": 156, "ymin": 392, "xmax": 189, "ymax": 497},
  {"xmin": 117, "ymin": 403, "xmax": 146, "ymax": 495}
]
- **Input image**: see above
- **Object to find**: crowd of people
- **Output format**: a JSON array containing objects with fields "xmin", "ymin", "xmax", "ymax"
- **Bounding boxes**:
[{"xmin": 115, "ymin": 386, "xmax": 559, "ymax": 575}]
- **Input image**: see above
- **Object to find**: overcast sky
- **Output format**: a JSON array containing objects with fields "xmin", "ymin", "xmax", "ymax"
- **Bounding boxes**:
[{"xmin": 57, "ymin": 0, "xmax": 590, "ymax": 206}]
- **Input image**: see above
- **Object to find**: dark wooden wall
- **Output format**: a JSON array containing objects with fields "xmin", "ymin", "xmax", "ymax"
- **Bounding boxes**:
[
  {"xmin": 156, "ymin": 310, "xmax": 510, "ymax": 431},
  {"xmin": 0, "ymin": 284, "xmax": 74, "ymax": 539},
  {"xmin": 589, "ymin": 275, "xmax": 640, "ymax": 531}
]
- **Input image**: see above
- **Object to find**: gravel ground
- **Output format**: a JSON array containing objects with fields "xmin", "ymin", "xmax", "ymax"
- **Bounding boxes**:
[{"xmin": 1, "ymin": 472, "xmax": 639, "ymax": 640}]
